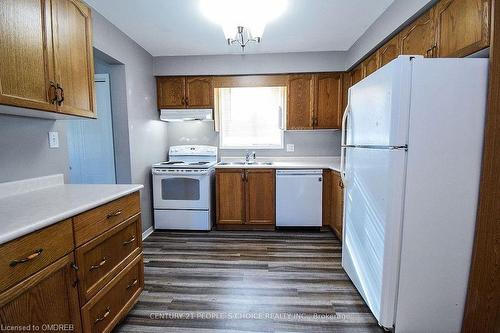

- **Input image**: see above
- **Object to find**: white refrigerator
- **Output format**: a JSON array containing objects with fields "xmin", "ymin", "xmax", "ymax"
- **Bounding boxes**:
[{"xmin": 340, "ymin": 56, "xmax": 488, "ymax": 332}]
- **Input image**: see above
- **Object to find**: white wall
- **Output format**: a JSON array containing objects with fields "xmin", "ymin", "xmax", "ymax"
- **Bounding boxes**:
[
  {"xmin": 92, "ymin": 11, "xmax": 169, "ymax": 232},
  {"xmin": 0, "ymin": 115, "xmax": 69, "ymax": 182},
  {"xmin": 345, "ymin": 0, "xmax": 436, "ymax": 69},
  {"xmin": 154, "ymin": 51, "xmax": 346, "ymax": 76}
]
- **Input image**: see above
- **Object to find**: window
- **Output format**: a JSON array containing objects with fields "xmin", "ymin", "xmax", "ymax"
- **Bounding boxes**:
[{"xmin": 217, "ymin": 86, "xmax": 285, "ymax": 149}]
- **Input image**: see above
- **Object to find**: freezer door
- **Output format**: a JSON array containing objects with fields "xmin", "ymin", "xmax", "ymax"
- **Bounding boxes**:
[
  {"xmin": 342, "ymin": 147, "xmax": 407, "ymax": 329},
  {"xmin": 346, "ymin": 56, "xmax": 414, "ymax": 147}
]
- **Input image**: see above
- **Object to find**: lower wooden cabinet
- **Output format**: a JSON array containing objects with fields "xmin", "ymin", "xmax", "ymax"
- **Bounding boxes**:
[
  {"xmin": 216, "ymin": 168, "xmax": 275, "ymax": 228},
  {"xmin": 0, "ymin": 192, "xmax": 143, "ymax": 333},
  {"xmin": 0, "ymin": 253, "xmax": 82, "ymax": 333},
  {"xmin": 323, "ymin": 170, "xmax": 344, "ymax": 240},
  {"xmin": 81, "ymin": 254, "xmax": 143, "ymax": 333},
  {"xmin": 331, "ymin": 171, "xmax": 344, "ymax": 239}
]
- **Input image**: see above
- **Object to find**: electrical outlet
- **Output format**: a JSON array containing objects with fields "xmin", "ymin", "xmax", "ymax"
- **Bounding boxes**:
[
  {"xmin": 286, "ymin": 144, "xmax": 295, "ymax": 152},
  {"xmin": 48, "ymin": 131, "xmax": 59, "ymax": 148}
]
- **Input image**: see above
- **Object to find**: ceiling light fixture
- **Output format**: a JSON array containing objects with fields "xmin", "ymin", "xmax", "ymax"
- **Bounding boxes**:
[{"xmin": 200, "ymin": 0, "xmax": 287, "ymax": 51}]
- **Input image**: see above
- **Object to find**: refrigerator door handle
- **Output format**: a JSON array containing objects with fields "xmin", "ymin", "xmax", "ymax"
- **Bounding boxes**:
[{"xmin": 340, "ymin": 102, "xmax": 350, "ymax": 185}]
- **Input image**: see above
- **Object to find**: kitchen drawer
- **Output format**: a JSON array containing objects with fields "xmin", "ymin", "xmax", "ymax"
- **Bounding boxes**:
[
  {"xmin": 73, "ymin": 191, "xmax": 140, "ymax": 247},
  {"xmin": 81, "ymin": 254, "xmax": 144, "ymax": 333},
  {"xmin": 76, "ymin": 214, "xmax": 142, "ymax": 304},
  {"xmin": 0, "ymin": 219, "xmax": 74, "ymax": 293}
]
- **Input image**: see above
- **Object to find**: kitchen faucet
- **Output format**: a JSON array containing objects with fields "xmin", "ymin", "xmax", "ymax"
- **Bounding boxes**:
[{"xmin": 245, "ymin": 151, "xmax": 256, "ymax": 163}]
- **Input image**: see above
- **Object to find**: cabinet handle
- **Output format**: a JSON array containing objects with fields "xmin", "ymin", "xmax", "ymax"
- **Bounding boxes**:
[
  {"xmin": 94, "ymin": 307, "xmax": 111, "ymax": 324},
  {"xmin": 185, "ymin": 96, "xmax": 189, "ymax": 106},
  {"xmin": 9, "ymin": 248, "xmax": 43, "ymax": 267},
  {"xmin": 56, "ymin": 84, "xmax": 64, "ymax": 105},
  {"xmin": 339, "ymin": 180, "xmax": 344, "ymax": 189},
  {"xmin": 123, "ymin": 236, "xmax": 136, "ymax": 246},
  {"xmin": 107, "ymin": 210, "xmax": 123, "ymax": 219},
  {"xmin": 126, "ymin": 278, "xmax": 138, "ymax": 290},
  {"xmin": 181, "ymin": 96, "xmax": 186, "ymax": 105},
  {"xmin": 89, "ymin": 257, "xmax": 107, "ymax": 271},
  {"xmin": 241, "ymin": 172, "xmax": 245, "ymax": 181},
  {"xmin": 432, "ymin": 44, "xmax": 438, "ymax": 58},
  {"xmin": 49, "ymin": 81, "xmax": 58, "ymax": 104}
]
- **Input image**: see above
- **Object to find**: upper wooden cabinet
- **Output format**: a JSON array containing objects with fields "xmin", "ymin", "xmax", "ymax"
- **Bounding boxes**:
[
  {"xmin": 186, "ymin": 77, "xmax": 214, "ymax": 108},
  {"xmin": 51, "ymin": 0, "xmax": 95, "ymax": 117},
  {"xmin": 351, "ymin": 65, "xmax": 364, "ymax": 85},
  {"xmin": 287, "ymin": 74, "xmax": 315, "ymax": 130},
  {"xmin": 0, "ymin": 0, "xmax": 95, "ymax": 118},
  {"xmin": 399, "ymin": 10, "xmax": 437, "ymax": 57},
  {"xmin": 362, "ymin": 52, "xmax": 379, "ymax": 78},
  {"xmin": 287, "ymin": 73, "xmax": 343, "ymax": 130},
  {"xmin": 157, "ymin": 77, "xmax": 186, "ymax": 108},
  {"xmin": 379, "ymin": 35, "xmax": 401, "ymax": 68},
  {"xmin": 216, "ymin": 169, "xmax": 275, "ymax": 227},
  {"xmin": 156, "ymin": 76, "xmax": 214, "ymax": 109},
  {"xmin": 341, "ymin": 73, "xmax": 351, "ymax": 115},
  {"xmin": 316, "ymin": 73, "xmax": 343, "ymax": 129},
  {"xmin": 434, "ymin": 0, "xmax": 490, "ymax": 57},
  {"xmin": 0, "ymin": 0, "xmax": 56, "ymax": 112}
]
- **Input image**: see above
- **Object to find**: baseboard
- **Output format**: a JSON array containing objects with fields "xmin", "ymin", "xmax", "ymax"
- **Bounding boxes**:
[{"xmin": 142, "ymin": 226, "xmax": 154, "ymax": 240}]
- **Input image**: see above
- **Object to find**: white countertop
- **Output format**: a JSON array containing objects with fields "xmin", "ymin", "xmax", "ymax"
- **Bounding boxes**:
[
  {"xmin": 0, "ymin": 175, "xmax": 143, "ymax": 245},
  {"xmin": 215, "ymin": 156, "xmax": 341, "ymax": 172}
]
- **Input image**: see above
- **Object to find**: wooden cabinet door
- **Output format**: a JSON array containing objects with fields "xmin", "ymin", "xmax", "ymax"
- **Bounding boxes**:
[
  {"xmin": 157, "ymin": 77, "xmax": 186, "ymax": 109},
  {"xmin": 399, "ymin": 10, "xmax": 437, "ymax": 57},
  {"xmin": 216, "ymin": 169, "xmax": 246, "ymax": 225},
  {"xmin": 245, "ymin": 169, "xmax": 275, "ymax": 225},
  {"xmin": 0, "ymin": 254, "xmax": 82, "ymax": 332},
  {"xmin": 51, "ymin": 0, "xmax": 95, "ymax": 117},
  {"xmin": 315, "ymin": 73, "xmax": 343, "ymax": 129},
  {"xmin": 379, "ymin": 35, "xmax": 401, "ymax": 67},
  {"xmin": 362, "ymin": 52, "xmax": 379, "ymax": 77},
  {"xmin": 351, "ymin": 65, "xmax": 364, "ymax": 85},
  {"xmin": 287, "ymin": 74, "xmax": 315, "ymax": 130},
  {"xmin": 341, "ymin": 73, "xmax": 351, "ymax": 121},
  {"xmin": 434, "ymin": 0, "xmax": 490, "ymax": 57},
  {"xmin": 331, "ymin": 171, "xmax": 344, "ymax": 240},
  {"xmin": 186, "ymin": 77, "xmax": 213, "ymax": 108},
  {"xmin": 0, "ymin": 0, "xmax": 57, "ymax": 112}
]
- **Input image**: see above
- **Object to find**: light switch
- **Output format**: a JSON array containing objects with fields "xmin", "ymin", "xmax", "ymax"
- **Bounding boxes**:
[
  {"xmin": 286, "ymin": 144, "xmax": 295, "ymax": 152},
  {"xmin": 48, "ymin": 131, "xmax": 59, "ymax": 148}
]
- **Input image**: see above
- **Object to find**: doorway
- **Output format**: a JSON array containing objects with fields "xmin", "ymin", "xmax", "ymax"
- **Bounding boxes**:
[{"xmin": 67, "ymin": 74, "xmax": 117, "ymax": 184}]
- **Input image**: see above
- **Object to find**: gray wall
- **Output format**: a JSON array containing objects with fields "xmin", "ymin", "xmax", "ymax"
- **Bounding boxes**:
[
  {"xmin": 0, "ymin": 115, "xmax": 69, "ymax": 182},
  {"xmin": 166, "ymin": 122, "xmax": 341, "ymax": 157},
  {"xmin": 154, "ymin": 51, "xmax": 346, "ymax": 76},
  {"xmin": 345, "ymin": 0, "xmax": 436, "ymax": 69},
  {"xmin": 92, "ymin": 10, "xmax": 169, "ymax": 232}
]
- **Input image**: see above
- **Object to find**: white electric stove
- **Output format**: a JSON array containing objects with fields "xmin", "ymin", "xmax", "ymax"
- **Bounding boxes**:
[{"xmin": 152, "ymin": 145, "xmax": 217, "ymax": 230}]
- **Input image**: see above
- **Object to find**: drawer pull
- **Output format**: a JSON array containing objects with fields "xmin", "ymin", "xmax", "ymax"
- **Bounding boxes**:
[
  {"xmin": 123, "ymin": 236, "xmax": 136, "ymax": 246},
  {"xmin": 107, "ymin": 210, "xmax": 123, "ymax": 219},
  {"xmin": 89, "ymin": 257, "xmax": 107, "ymax": 271},
  {"xmin": 9, "ymin": 248, "xmax": 43, "ymax": 267},
  {"xmin": 94, "ymin": 307, "xmax": 110, "ymax": 324},
  {"xmin": 126, "ymin": 278, "xmax": 138, "ymax": 290}
]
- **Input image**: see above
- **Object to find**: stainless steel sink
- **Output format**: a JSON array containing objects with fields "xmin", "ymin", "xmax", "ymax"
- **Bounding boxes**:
[{"xmin": 218, "ymin": 161, "xmax": 273, "ymax": 166}]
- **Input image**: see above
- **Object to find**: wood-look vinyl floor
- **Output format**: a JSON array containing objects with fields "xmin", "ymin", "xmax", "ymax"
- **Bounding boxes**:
[{"xmin": 114, "ymin": 230, "xmax": 383, "ymax": 333}]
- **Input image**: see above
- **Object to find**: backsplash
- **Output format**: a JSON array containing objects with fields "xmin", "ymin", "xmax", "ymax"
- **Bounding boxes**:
[{"xmin": 166, "ymin": 121, "xmax": 341, "ymax": 158}]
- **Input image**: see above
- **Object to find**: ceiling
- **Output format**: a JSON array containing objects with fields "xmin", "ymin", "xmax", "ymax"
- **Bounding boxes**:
[{"xmin": 86, "ymin": 0, "xmax": 395, "ymax": 57}]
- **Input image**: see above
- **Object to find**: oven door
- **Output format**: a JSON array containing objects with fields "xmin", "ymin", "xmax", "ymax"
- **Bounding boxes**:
[{"xmin": 153, "ymin": 170, "xmax": 211, "ymax": 210}]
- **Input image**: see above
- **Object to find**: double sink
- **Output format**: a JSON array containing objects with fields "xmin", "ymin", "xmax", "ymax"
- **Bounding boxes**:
[{"xmin": 218, "ymin": 161, "xmax": 274, "ymax": 166}]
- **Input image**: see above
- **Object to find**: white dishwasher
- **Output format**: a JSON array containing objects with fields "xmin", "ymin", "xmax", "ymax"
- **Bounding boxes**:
[{"xmin": 276, "ymin": 169, "xmax": 323, "ymax": 227}]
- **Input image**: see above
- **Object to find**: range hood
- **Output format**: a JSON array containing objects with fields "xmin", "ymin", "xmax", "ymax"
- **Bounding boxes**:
[{"xmin": 160, "ymin": 109, "xmax": 213, "ymax": 122}]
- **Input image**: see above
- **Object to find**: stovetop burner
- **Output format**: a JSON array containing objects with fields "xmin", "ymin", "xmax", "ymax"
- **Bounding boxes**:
[
  {"xmin": 159, "ymin": 161, "xmax": 183, "ymax": 165},
  {"xmin": 189, "ymin": 161, "xmax": 210, "ymax": 165}
]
